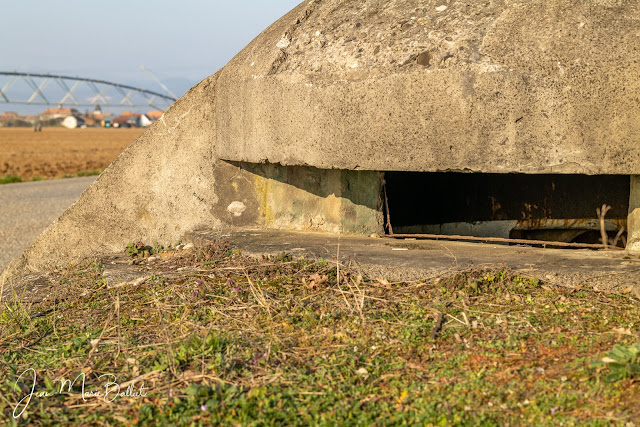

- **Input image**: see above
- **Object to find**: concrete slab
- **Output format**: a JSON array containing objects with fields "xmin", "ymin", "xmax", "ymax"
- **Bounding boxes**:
[
  {"xmin": 185, "ymin": 229, "xmax": 640, "ymax": 294},
  {"xmin": 7, "ymin": 229, "xmax": 640, "ymax": 302}
]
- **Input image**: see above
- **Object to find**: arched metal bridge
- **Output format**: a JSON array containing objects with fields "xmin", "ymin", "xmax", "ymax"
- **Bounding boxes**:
[{"xmin": 0, "ymin": 72, "xmax": 177, "ymax": 110}]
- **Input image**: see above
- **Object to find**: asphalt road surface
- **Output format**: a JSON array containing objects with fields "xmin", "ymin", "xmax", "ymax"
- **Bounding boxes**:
[{"xmin": 0, "ymin": 177, "xmax": 96, "ymax": 273}]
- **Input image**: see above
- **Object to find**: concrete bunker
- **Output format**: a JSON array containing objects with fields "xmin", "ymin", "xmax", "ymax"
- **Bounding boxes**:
[
  {"xmin": 4, "ymin": 0, "xmax": 640, "ymax": 287},
  {"xmin": 383, "ymin": 172, "xmax": 630, "ymax": 247}
]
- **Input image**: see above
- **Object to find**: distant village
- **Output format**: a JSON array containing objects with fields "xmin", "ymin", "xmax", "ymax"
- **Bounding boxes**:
[{"xmin": 0, "ymin": 106, "xmax": 164, "ymax": 129}]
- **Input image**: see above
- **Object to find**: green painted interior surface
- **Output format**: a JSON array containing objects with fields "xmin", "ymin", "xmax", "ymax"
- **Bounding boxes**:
[{"xmin": 240, "ymin": 162, "xmax": 383, "ymax": 234}]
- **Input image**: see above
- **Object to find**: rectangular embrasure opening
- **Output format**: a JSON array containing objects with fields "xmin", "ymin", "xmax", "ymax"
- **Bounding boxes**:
[{"xmin": 384, "ymin": 172, "xmax": 630, "ymax": 247}]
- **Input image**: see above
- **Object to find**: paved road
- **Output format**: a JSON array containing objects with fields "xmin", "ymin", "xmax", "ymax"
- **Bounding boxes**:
[{"xmin": 0, "ymin": 177, "xmax": 96, "ymax": 273}]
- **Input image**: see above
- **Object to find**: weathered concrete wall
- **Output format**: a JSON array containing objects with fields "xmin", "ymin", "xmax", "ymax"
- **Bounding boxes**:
[
  {"xmin": 215, "ymin": 0, "xmax": 640, "ymax": 175},
  {"xmin": 212, "ymin": 163, "xmax": 382, "ymax": 234},
  {"xmin": 628, "ymin": 176, "xmax": 640, "ymax": 251}
]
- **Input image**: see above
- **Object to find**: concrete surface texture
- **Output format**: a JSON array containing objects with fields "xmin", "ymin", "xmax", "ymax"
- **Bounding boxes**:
[
  {"xmin": 214, "ymin": 163, "xmax": 382, "ymax": 234},
  {"xmin": 0, "ymin": 177, "xmax": 96, "ymax": 272},
  {"xmin": 628, "ymin": 176, "xmax": 640, "ymax": 250},
  {"xmin": 214, "ymin": 0, "xmax": 640, "ymax": 174}
]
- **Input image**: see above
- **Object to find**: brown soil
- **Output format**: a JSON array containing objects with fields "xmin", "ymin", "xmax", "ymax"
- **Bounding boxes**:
[{"xmin": 0, "ymin": 127, "xmax": 144, "ymax": 180}]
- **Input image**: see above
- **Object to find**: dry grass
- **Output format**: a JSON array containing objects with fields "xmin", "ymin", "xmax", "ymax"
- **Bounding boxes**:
[
  {"xmin": 0, "ymin": 128, "xmax": 143, "ymax": 180},
  {"xmin": 1, "ymin": 241, "xmax": 639, "ymax": 425}
]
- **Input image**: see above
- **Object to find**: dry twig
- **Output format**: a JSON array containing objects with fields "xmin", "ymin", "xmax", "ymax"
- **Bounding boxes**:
[
  {"xmin": 596, "ymin": 204, "xmax": 612, "ymax": 247},
  {"xmin": 431, "ymin": 312, "xmax": 444, "ymax": 339}
]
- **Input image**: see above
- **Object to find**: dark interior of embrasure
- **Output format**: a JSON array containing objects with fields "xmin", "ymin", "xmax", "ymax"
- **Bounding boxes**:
[{"xmin": 383, "ymin": 172, "xmax": 630, "ymax": 247}]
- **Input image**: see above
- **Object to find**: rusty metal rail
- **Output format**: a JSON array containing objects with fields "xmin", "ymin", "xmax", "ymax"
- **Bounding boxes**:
[
  {"xmin": 513, "ymin": 218, "xmax": 626, "ymax": 231},
  {"xmin": 383, "ymin": 233, "xmax": 624, "ymax": 250}
]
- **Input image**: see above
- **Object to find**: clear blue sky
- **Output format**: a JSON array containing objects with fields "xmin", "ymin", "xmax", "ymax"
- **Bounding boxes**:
[{"xmin": 0, "ymin": 0, "xmax": 301, "ymax": 93}]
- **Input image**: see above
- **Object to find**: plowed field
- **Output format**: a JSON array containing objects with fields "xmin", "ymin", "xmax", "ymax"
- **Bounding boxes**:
[{"xmin": 0, "ymin": 127, "xmax": 144, "ymax": 180}]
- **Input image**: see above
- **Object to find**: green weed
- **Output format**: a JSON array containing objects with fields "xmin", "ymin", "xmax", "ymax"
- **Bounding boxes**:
[
  {"xmin": 0, "ymin": 174, "xmax": 22, "ymax": 184},
  {"xmin": 76, "ymin": 169, "xmax": 103, "ymax": 177},
  {"xmin": 593, "ymin": 334, "xmax": 640, "ymax": 382}
]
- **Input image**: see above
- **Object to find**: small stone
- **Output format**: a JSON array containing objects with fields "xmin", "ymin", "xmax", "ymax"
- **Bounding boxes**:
[
  {"xmin": 355, "ymin": 367, "xmax": 369, "ymax": 376},
  {"xmin": 183, "ymin": 243, "xmax": 194, "ymax": 250},
  {"xmin": 276, "ymin": 38, "xmax": 290, "ymax": 49},
  {"xmin": 416, "ymin": 51, "xmax": 432, "ymax": 67},
  {"xmin": 436, "ymin": 5, "xmax": 447, "ymax": 12},
  {"xmin": 400, "ymin": 54, "xmax": 418, "ymax": 66},
  {"xmin": 227, "ymin": 201, "xmax": 247, "ymax": 217},
  {"xmin": 147, "ymin": 256, "xmax": 158, "ymax": 262}
]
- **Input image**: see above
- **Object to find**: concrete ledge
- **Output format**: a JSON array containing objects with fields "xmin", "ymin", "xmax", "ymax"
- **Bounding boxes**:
[
  {"xmin": 215, "ymin": 0, "xmax": 640, "ymax": 174},
  {"xmin": 186, "ymin": 229, "xmax": 640, "ymax": 294}
]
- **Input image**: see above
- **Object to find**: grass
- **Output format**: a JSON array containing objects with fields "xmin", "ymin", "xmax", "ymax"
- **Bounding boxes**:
[
  {"xmin": 0, "ymin": 174, "xmax": 22, "ymax": 184},
  {"xmin": 75, "ymin": 169, "xmax": 103, "ymax": 177},
  {"xmin": 0, "ymin": 241, "xmax": 638, "ymax": 425},
  {"xmin": 0, "ymin": 170, "xmax": 103, "ymax": 184},
  {"xmin": 61, "ymin": 169, "xmax": 104, "ymax": 179}
]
